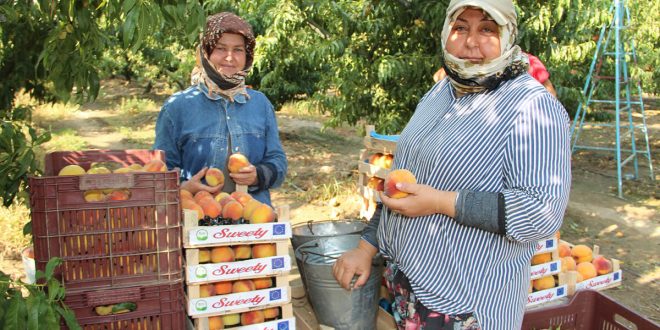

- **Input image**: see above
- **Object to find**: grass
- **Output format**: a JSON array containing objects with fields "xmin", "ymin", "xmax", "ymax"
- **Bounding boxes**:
[{"xmin": 0, "ymin": 203, "xmax": 31, "ymax": 260}]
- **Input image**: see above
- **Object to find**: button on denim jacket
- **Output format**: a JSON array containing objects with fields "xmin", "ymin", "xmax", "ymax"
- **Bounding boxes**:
[{"xmin": 154, "ymin": 83, "xmax": 287, "ymax": 205}]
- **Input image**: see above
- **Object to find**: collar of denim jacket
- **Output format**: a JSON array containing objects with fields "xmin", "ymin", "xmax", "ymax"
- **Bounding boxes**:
[{"xmin": 196, "ymin": 82, "xmax": 248, "ymax": 104}]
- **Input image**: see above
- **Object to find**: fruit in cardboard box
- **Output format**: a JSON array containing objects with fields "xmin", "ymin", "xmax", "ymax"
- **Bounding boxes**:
[
  {"xmin": 263, "ymin": 307, "xmax": 280, "ymax": 320},
  {"xmin": 211, "ymin": 246, "xmax": 235, "ymax": 263},
  {"xmin": 252, "ymin": 243, "xmax": 276, "ymax": 258},
  {"xmin": 58, "ymin": 164, "xmax": 86, "ymax": 176},
  {"xmin": 592, "ymin": 255, "xmax": 613, "ymax": 275},
  {"xmin": 253, "ymin": 277, "xmax": 273, "ymax": 290},
  {"xmin": 221, "ymin": 200, "xmax": 243, "ymax": 222},
  {"xmin": 228, "ymin": 153, "xmax": 250, "ymax": 173},
  {"xmin": 233, "ymin": 245, "xmax": 252, "ymax": 260},
  {"xmin": 532, "ymin": 276, "xmax": 556, "ymax": 291},
  {"xmin": 143, "ymin": 159, "xmax": 167, "ymax": 172},
  {"xmin": 242, "ymin": 199, "xmax": 262, "ymax": 219},
  {"xmin": 199, "ymin": 284, "xmax": 216, "ymax": 298},
  {"xmin": 208, "ymin": 316, "xmax": 224, "ymax": 330},
  {"xmin": 576, "ymin": 261, "xmax": 597, "ymax": 280},
  {"xmin": 558, "ymin": 241, "xmax": 572, "ymax": 258},
  {"xmin": 222, "ymin": 314, "xmax": 240, "ymax": 326},
  {"xmin": 241, "ymin": 310, "xmax": 265, "ymax": 326},
  {"xmin": 560, "ymin": 256, "xmax": 576, "ymax": 272},
  {"xmin": 199, "ymin": 199, "xmax": 223, "ymax": 219},
  {"xmin": 214, "ymin": 281, "xmax": 233, "ymax": 295},
  {"xmin": 571, "ymin": 245, "xmax": 593, "ymax": 263},
  {"xmin": 384, "ymin": 169, "xmax": 416, "ymax": 198},
  {"xmin": 250, "ymin": 204, "xmax": 276, "ymax": 223},
  {"xmin": 232, "ymin": 279, "xmax": 256, "ymax": 293},
  {"xmin": 531, "ymin": 252, "xmax": 552, "ymax": 266},
  {"xmin": 198, "ymin": 248, "xmax": 211, "ymax": 263},
  {"xmin": 230, "ymin": 191, "xmax": 253, "ymax": 206}
]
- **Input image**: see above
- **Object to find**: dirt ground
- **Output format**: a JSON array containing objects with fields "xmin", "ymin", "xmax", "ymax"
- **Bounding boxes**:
[{"xmin": 2, "ymin": 81, "xmax": 657, "ymax": 324}]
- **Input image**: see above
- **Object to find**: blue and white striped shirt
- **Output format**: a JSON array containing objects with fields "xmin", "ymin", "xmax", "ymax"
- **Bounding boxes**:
[{"xmin": 376, "ymin": 74, "xmax": 571, "ymax": 329}]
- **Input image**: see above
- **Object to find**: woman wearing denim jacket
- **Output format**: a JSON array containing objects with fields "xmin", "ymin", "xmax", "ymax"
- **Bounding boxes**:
[{"xmin": 154, "ymin": 12, "xmax": 287, "ymax": 205}]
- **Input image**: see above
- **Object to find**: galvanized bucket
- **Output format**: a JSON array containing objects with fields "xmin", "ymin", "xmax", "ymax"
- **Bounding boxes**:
[
  {"xmin": 290, "ymin": 219, "xmax": 368, "ymax": 253},
  {"xmin": 295, "ymin": 234, "xmax": 383, "ymax": 330}
]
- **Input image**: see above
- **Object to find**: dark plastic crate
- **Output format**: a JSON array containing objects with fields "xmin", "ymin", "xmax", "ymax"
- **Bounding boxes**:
[
  {"xmin": 64, "ymin": 282, "xmax": 186, "ymax": 330},
  {"xmin": 522, "ymin": 290, "xmax": 659, "ymax": 330},
  {"xmin": 29, "ymin": 150, "xmax": 183, "ymax": 292}
]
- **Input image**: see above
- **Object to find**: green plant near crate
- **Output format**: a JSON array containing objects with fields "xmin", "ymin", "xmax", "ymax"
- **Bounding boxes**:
[{"xmin": 0, "ymin": 258, "xmax": 80, "ymax": 330}]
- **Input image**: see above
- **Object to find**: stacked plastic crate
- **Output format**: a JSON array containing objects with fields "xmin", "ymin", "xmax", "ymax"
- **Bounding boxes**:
[
  {"xmin": 182, "ymin": 203, "xmax": 295, "ymax": 330},
  {"xmin": 29, "ymin": 150, "xmax": 185, "ymax": 329}
]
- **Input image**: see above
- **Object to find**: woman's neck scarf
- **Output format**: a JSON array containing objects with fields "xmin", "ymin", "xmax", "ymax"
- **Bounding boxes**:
[
  {"xmin": 440, "ymin": 0, "xmax": 529, "ymax": 95},
  {"xmin": 190, "ymin": 12, "xmax": 256, "ymax": 101}
]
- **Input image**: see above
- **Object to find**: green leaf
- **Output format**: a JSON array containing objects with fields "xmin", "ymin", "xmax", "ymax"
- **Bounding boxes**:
[
  {"xmin": 55, "ymin": 305, "xmax": 81, "ymax": 330},
  {"xmin": 44, "ymin": 258, "xmax": 62, "ymax": 281},
  {"xmin": 3, "ymin": 291, "xmax": 27, "ymax": 330}
]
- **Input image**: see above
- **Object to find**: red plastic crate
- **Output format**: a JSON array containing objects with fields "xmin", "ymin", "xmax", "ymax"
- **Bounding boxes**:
[
  {"xmin": 522, "ymin": 290, "xmax": 659, "ymax": 329},
  {"xmin": 64, "ymin": 282, "xmax": 186, "ymax": 330},
  {"xmin": 29, "ymin": 150, "xmax": 183, "ymax": 292}
]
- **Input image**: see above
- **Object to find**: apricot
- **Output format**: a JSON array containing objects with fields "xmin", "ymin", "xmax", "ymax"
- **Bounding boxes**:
[
  {"xmin": 592, "ymin": 255, "xmax": 613, "ymax": 275},
  {"xmin": 143, "ymin": 159, "xmax": 167, "ymax": 172},
  {"xmin": 531, "ymin": 252, "xmax": 552, "ymax": 266},
  {"xmin": 558, "ymin": 241, "xmax": 572, "ymax": 258},
  {"xmin": 211, "ymin": 246, "xmax": 235, "ymax": 263},
  {"xmin": 384, "ymin": 169, "xmax": 416, "ymax": 198},
  {"xmin": 208, "ymin": 316, "xmax": 224, "ymax": 330},
  {"xmin": 199, "ymin": 199, "xmax": 223, "ymax": 219},
  {"xmin": 262, "ymin": 307, "xmax": 280, "ymax": 320},
  {"xmin": 58, "ymin": 164, "xmax": 86, "ymax": 176},
  {"xmin": 83, "ymin": 190, "xmax": 106, "ymax": 202},
  {"xmin": 107, "ymin": 189, "xmax": 130, "ymax": 201},
  {"xmin": 230, "ymin": 191, "xmax": 253, "ymax": 206},
  {"xmin": 532, "ymin": 275, "xmax": 556, "ymax": 291},
  {"xmin": 228, "ymin": 153, "xmax": 250, "ymax": 173},
  {"xmin": 222, "ymin": 314, "xmax": 240, "ymax": 327},
  {"xmin": 232, "ymin": 279, "xmax": 256, "ymax": 293},
  {"xmin": 249, "ymin": 204, "xmax": 275, "ymax": 223},
  {"xmin": 253, "ymin": 277, "xmax": 272, "ymax": 290},
  {"xmin": 213, "ymin": 281, "xmax": 233, "ymax": 295},
  {"xmin": 576, "ymin": 261, "xmax": 598, "ymax": 280},
  {"xmin": 571, "ymin": 245, "xmax": 593, "ymax": 263},
  {"xmin": 560, "ymin": 256, "xmax": 576, "ymax": 272},
  {"xmin": 242, "ymin": 199, "xmax": 263, "ymax": 219},
  {"xmin": 199, "ymin": 283, "xmax": 216, "ymax": 298},
  {"xmin": 198, "ymin": 248, "xmax": 211, "ymax": 263},
  {"xmin": 221, "ymin": 200, "xmax": 243, "ymax": 222},
  {"xmin": 252, "ymin": 243, "xmax": 276, "ymax": 259},
  {"xmin": 205, "ymin": 167, "xmax": 225, "ymax": 187},
  {"xmin": 240, "ymin": 310, "xmax": 265, "ymax": 326},
  {"xmin": 182, "ymin": 199, "xmax": 204, "ymax": 220},
  {"xmin": 232, "ymin": 245, "xmax": 252, "ymax": 260}
]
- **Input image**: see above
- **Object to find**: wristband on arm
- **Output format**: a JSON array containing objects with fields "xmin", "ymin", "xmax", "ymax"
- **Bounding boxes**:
[{"xmin": 453, "ymin": 190, "xmax": 506, "ymax": 235}]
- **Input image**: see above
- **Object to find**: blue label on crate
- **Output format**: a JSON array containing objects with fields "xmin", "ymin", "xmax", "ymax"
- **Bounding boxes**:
[
  {"xmin": 557, "ymin": 286, "xmax": 565, "ymax": 296},
  {"xmin": 272, "ymin": 257, "xmax": 285, "ymax": 269},
  {"xmin": 614, "ymin": 271, "xmax": 620, "ymax": 281},
  {"xmin": 545, "ymin": 239, "xmax": 554, "ymax": 248},
  {"xmin": 277, "ymin": 321, "xmax": 290, "ymax": 330},
  {"xmin": 269, "ymin": 289, "xmax": 282, "ymax": 301},
  {"xmin": 273, "ymin": 224, "xmax": 285, "ymax": 235},
  {"xmin": 550, "ymin": 262, "xmax": 558, "ymax": 272}
]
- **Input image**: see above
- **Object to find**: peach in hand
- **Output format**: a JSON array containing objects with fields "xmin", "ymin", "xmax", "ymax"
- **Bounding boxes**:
[
  {"xmin": 205, "ymin": 167, "xmax": 225, "ymax": 187},
  {"xmin": 384, "ymin": 169, "xmax": 417, "ymax": 198},
  {"xmin": 227, "ymin": 153, "xmax": 250, "ymax": 173}
]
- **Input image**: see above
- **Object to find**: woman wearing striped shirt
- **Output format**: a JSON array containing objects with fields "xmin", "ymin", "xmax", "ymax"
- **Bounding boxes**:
[{"xmin": 333, "ymin": 0, "xmax": 571, "ymax": 329}]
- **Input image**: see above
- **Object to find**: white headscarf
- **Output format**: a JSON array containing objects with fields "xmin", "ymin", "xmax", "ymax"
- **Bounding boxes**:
[{"xmin": 440, "ymin": 0, "xmax": 528, "ymax": 94}]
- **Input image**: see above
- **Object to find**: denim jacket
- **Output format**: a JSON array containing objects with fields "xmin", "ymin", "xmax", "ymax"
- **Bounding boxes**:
[{"xmin": 154, "ymin": 83, "xmax": 287, "ymax": 205}]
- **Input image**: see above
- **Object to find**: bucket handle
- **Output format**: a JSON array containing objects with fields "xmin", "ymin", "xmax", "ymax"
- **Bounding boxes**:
[
  {"xmin": 299, "ymin": 244, "xmax": 382, "ymax": 267},
  {"xmin": 306, "ymin": 220, "xmax": 316, "ymax": 235}
]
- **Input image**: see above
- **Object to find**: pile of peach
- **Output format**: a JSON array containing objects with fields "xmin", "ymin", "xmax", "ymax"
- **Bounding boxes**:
[
  {"xmin": 199, "ymin": 276, "xmax": 275, "ymax": 299},
  {"xmin": 181, "ymin": 189, "xmax": 276, "ymax": 226},
  {"xmin": 366, "ymin": 152, "xmax": 394, "ymax": 169},
  {"xmin": 207, "ymin": 307, "xmax": 281, "ymax": 329},
  {"xmin": 56, "ymin": 159, "xmax": 168, "ymax": 202},
  {"xmin": 558, "ymin": 241, "xmax": 613, "ymax": 282},
  {"xmin": 198, "ymin": 243, "xmax": 277, "ymax": 264}
]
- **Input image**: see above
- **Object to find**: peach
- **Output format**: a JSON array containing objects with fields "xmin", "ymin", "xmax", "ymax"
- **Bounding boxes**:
[
  {"xmin": 368, "ymin": 153, "xmax": 383, "ymax": 165},
  {"xmin": 252, "ymin": 243, "xmax": 276, "ymax": 259},
  {"xmin": 532, "ymin": 276, "xmax": 556, "ymax": 291},
  {"xmin": 576, "ymin": 261, "xmax": 598, "ymax": 280},
  {"xmin": 58, "ymin": 164, "xmax": 86, "ymax": 176},
  {"xmin": 592, "ymin": 255, "xmax": 613, "ymax": 275},
  {"xmin": 205, "ymin": 167, "xmax": 225, "ymax": 187},
  {"xmin": 113, "ymin": 166, "xmax": 133, "ymax": 173},
  {"xmin": 367, "ymin": 177, "xmax": 383, "ymax": 190},
  {"xmin": 249, "ymin": 204, "xmax": 276, "ymax": 223},
  {"xmin": 531, "ymin": 252, "xmax": 552, "ymax": 266},
  {"xmin": 381, "ymin": 154, "xmax": 394, "ymax": 169},
  {"xmin": 208, "ymin": 316, "xmax": 224, "ymax": 330},
  {"xmin": 222, "ymin": 200, "xmax": 243, "ymax": 222},
  {"xmin": 228, "ymin": 153, "xmax": 250, "ymax": 173},
  {"xmin": 222, "ymin": 314, "xmax": 240, "ymax": 326},
  {"xmin": 558, "ymin": 241, "xmax": 572, "ymax": 258},
  {"xmin": 128, "ymin": 163, "xmax": 144, "ymax": 171},
  {"xmin": 240, "ymin": 310, "xmax": 265, "ymax": 326},
  {"xmin": 143, "ymin": 159, "xmax": 167, "ymax": 172},
  {"xmin": 384, "ymin": 169, "xmax": 416, "ymax": 198},
  {"xmin": 182, "ymin": 199, "xmax": 204, "ymax": 220},
  {"xmin": 199, "ymin": 283, "xmax": 216, "ymax": 298},
  {"xmin": 571, "ymin": 245, "xmax": 593, "ymax": 263},
  {"xmin": 560, "ymin": 256, "xmax": 576, "ymax": 272},
  {"xmin": 253, "ymin": 277, "xmax": 272, "ymax": 290},
  {"xmin": 214, "ymin": 192, "xmax": 231, "ymax": 203},
  {"xmin": 262, "ymin": 307, "xmax": 280, "ymax": 320},
  {"xmin": 213, "ymin": 281, "xmax": 233, "ymax": 295},
  {"xmin": 194, "ymin": 190, "xmax": 214, "ymax": 204},
  {"xmin": 87, "ymin": 166, "xmax": 111, "ymax": 174},
  {"xmin": 232, "ymin": 279, "xmax": 256, "ymax": 293},
  {"xmin": 199, "ymin": 199, "xmax": 223, "ymax": 219},
  {"xmin": 218, "ymin": 196, "xmax": 237, "ymax": 208},
  {"xmin": 83, "ymin": 190, "xmax": 106, "ymax": 202},
  {"xmin": 198, "ymin": 248, "xmax": 211, "ymax": 263},
  {"xmin": 242, "ymin": 199, "xmax": 263, "ymax": 219},
  {"xmin": 180, "ymin": 189, "xmax": 194, "ymax": 201},
  {"xmin": 233, "ymin": 245, "xmax": 252, "ymax": 260},
  {"xmin": 230, "ymin": 191, "xmax": 253, "ymax": 206},
  {"xmin": 107, "ymin": 189, "xmax": 130, "ymax": 201},
  {"xmin": 211, "ymin": 246, "xmax": 235, "ymax": 263}
]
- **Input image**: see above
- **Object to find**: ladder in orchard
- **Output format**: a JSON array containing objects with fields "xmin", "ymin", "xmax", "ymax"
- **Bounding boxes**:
[{"xmin": 570, "ymin": 0, "xmax": 654, "ymax": 199}]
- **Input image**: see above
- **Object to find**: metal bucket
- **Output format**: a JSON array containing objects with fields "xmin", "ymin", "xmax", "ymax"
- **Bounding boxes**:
[
  {"xmin": 290, "ymin": 219, "xmax": 368, "ymax": 253},
  {"xmin": 295, "ymin": 234, "xmax": 383, "ymax": 330}
]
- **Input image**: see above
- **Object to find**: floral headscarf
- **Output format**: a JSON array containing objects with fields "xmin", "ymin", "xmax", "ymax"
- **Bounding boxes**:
[
  {"xmin": 191, "ymin": 12, "xmax": 256, "ymax": 101},
  {"xmin": 440, "ymin": 0, "xmax": 528, "ymax": 94}
]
